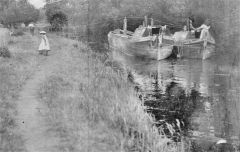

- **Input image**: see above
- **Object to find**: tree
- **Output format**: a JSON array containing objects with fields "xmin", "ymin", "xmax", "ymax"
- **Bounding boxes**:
[
  {"xmin": 0, "ymin": 0, "xmax": 39, "ymax": 26},
  {"xmin": 45, "ymin": 3, "xmax": 68, "ymax": 31},
  {"xmin": 0, "ymin": 0, "xmax": 15, "ymax": 11},
  {"xmin": 18, "ymin": 0, "xmax": 40, "ymax": 24},
  {"xmin": 53, "ymin": 0, "xmax": 239, "ymax": 52}
]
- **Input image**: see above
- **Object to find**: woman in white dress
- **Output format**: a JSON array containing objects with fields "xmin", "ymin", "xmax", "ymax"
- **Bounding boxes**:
[
  {"xmin": 38, "ymin": 31, "xmax": 50, "ymax": 56},
  {"xmin": 195, "ymin": 19, "xmax": 211, "ymax": 40}
]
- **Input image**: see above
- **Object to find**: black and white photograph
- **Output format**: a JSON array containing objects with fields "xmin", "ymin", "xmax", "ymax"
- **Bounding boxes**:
[{"xmin": 0, "ymin": 0, "xmax": 239, "ymax": 151}]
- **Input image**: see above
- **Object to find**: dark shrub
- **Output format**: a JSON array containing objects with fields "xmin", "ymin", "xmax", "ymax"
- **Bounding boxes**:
[
  {"xmin": 0, "ymin": 47, "xmax": 11, "ymax": 58},
  {"xmin": 45, "ymin": 5, "xmax": 68, "ymax": 31}
]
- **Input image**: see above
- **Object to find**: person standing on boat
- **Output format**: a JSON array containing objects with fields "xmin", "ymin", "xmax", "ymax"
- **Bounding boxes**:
[
  {"xmin": 186, "ymin": 16, "xmax": 196, "ymax": 31},
  {"xmin": 38, "ymin": 31, "xmax": 50, "ymax": 56},
  {"xmin": 195, "ymin": 19, "xmax": 211, "ymax": 40}
]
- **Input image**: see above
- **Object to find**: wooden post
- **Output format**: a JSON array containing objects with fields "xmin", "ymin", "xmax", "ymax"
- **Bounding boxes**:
[
  {"xmin": 151, "ymin": 18, "xmax": 154, "ymax": 27},
  {"xmin": 150, "ymin": 18, "xmax": 154, "ymax": 36},
  {"xmin": 158, "ymin": 34, "xmax": 163, "ymax": 47},
  {"xmin": 123, "ymin": 17, "xmax": 127, "ymax": 34},
  {"xmin": 144, "ymin": 16, "xmax": 148, "ymax": 27}
]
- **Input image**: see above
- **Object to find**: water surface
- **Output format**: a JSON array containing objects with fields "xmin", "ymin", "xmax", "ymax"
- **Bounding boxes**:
[{"xmin": 112, "ymin": 50, "xmax": 240, "ymax": 151}]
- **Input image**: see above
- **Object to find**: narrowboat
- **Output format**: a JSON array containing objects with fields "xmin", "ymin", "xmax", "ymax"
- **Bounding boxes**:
[
  {"xmin": 173, "ymin": 30, "xmax": 216, "ymax": 60},
  {"xmin": 108, "ymin": 17, "xmax": 174, "ymax": 60}
]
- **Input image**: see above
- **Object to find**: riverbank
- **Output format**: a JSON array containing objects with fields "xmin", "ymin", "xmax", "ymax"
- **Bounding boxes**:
[{"xmin": 0, "ymin": 32, "xmax": 181, "ymax": 151}]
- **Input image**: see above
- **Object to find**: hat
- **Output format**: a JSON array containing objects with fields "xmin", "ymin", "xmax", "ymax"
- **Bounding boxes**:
[
  {"xmin": 29, "ymin": 23, "xmax": 34, "ymax": 27},
  {"xmin": 40, "ymin": 31, "xmax": 46, "ymax": 34}
]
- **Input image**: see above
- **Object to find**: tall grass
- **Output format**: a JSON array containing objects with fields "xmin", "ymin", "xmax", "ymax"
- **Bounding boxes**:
[{"xmin": 38, "ymin": 40, "xmax": 183, "ymax": 152}]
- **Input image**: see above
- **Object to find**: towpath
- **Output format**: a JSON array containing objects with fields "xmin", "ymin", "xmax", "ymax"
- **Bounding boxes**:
[{"xmin": 16, "ymin": 35, "xmax": 71, "ymax": 152}]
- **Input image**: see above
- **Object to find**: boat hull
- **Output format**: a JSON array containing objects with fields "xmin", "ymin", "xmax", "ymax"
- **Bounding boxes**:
[
  {"xmin": 173, "ymin": 41, "xmax": 215, "ymax": 60},
  {"xmin": 173, "ymin": 31, "xmax": 216, "ymax": 60},
  {"xmin": 108, "ymin": 31, "xmax": 173, "ymax": 60}
]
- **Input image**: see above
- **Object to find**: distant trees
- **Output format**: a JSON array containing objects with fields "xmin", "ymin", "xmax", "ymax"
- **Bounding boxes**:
[
  {"xmin": 0, "ymin": 0, "xmax": 15, "ymax": 12},
  {"xmin": 58, "ymin": 0, "xmax": 184, "ymax": 42},
  {"xmin": 45, "ymin": 4, "xmax": 68, "ymax": 31},
  {"xmin": 45, "ymin": 0, "xmax": 239, "ymax": 51},
  {"xmin": 0, "ymin": 0, "xmax": 39, "ymax": 26}
]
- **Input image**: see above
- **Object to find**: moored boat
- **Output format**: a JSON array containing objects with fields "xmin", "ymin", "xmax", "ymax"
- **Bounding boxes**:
[
  {"xmin": 173, "ymin": 29, "xmax": 216, "ymax": 60},
  {"xmin": 108, "ymin": 17, "xmax": 174, "ymax": 60}
]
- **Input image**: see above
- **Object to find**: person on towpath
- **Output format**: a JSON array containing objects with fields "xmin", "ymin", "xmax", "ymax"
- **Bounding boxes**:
[{"xmin": 38, "ymin": 31, "xmax": 50, "ymax": 56}]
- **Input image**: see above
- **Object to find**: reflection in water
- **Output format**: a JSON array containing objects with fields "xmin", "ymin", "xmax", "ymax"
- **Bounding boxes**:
[{"xmin": 112, "ymin": 50, "xmax": 240, "ymax": 151}]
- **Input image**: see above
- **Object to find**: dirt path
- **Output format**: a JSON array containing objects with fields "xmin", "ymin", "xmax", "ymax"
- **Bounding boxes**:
[
  {"xmin": 16, "ymin": 35, "xmax": 68, "ymax": 152},
  {"xmin": 17, "ymin": 67, "xmax": 58, "ymax": 152}
]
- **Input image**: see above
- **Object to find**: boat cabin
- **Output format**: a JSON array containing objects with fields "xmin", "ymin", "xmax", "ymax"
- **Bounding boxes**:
[
  {"xmin": 132, "ymin": 26, "xmax": 163, "ymax": 38},
  {"xmin": 116, "ymin": 16, "xmax": 171, "ymax": 39}
]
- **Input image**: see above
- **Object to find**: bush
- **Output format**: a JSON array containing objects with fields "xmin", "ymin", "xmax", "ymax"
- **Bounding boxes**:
[
  {"xmin": 0, "ymin": 47, "xmax": 11, "ymax": 58},
  {"xmin": 45, "ymin": 5, "xmax": 68, "ymax": 31},
  {"xmin": 0, "ymin": 0, "xmax": 39, "ymax": 26}
]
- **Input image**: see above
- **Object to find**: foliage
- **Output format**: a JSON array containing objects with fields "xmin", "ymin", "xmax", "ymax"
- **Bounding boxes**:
[
  {"xmin": 45, "ymin": 4, "xmax": 68, "ymax": 31},
  {"xmin": 0, "ymin": 0, "xmax": 14, "ymax": 12},
  {"xmin": 60, "ymin": 0, "xmax": 239, "ymax": 52},
  {"xmin": 0, "ymin": 0, "xmax": 39, "ymax": 25}
]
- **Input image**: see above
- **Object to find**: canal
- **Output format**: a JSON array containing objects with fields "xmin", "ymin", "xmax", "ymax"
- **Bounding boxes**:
[{"xmin": 111, "ymin": 49, "xmax": 240, "ymax": 151}]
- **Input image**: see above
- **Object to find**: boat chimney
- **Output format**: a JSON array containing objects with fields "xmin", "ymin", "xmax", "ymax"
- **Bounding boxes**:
[
  {"xmin": 151, "ymin": 18, "xmax": 154, "ymax": 27},
  {"xmin": 144, "ymin": 15, "xmax": 148, "ymax": 27},
  {"xmin": 123, "ymin": 17, "xmax": 127, "ymax": 34}
]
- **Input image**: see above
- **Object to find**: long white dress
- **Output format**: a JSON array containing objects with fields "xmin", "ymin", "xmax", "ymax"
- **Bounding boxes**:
[
  {"xmin": 38, "ymin": 35, "xmax": 50, "ymax": 51},
  {"xmin": 198, "ymin": 24, "xmax": 211, "ymax": 40}
]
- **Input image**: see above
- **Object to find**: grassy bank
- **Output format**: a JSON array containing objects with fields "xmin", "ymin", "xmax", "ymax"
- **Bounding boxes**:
[
  {"xmin": 0, "ymin": 33, "xmax": 43, "ymax": 151},
  {"xmin": 37, "ymin": 38, "xmax": 182, "ymax": 152}
]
